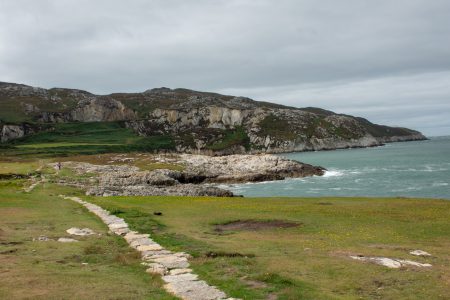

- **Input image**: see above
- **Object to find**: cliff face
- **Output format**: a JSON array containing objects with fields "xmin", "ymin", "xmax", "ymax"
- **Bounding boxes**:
[
  {"xmin": 0, "ymin": 123, "xmax": 39, "ymax": 143},
  {"xmin": 0, "ymin": 82, "xmax": 426, "ymax": 153}
]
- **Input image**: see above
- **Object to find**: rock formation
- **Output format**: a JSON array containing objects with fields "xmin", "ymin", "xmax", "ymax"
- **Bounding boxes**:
[
  {"xmin": 0, "ymin": 81, "xmax": 426, "ymax": 153},
  {"xmin": 58, "ymin": 154, "xmax": 325, "ymax": 197}
]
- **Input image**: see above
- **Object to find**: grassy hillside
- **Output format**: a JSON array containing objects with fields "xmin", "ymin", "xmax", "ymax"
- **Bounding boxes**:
[{"xmin": 2, "ymin": 122, "xmax": 175, "ymax": 157}]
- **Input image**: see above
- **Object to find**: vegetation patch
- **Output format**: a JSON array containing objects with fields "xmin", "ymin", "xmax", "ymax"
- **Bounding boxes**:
[
  {"xmin": 206, "ymin": 126, "xmax": 250, "ymax": 151},
  {"xmin": 205, "ymin": 251, "xmax": 255, "ymax": 258},
  {"xmin": 258, "ymin": 114, "xmax": 297, "ymax": 140},
  {"xmin": 3, "ymin": 122, "xmax": 175, "ymax": 157},
  {"xmin": 88, "ymin": 195, "xmax": 450, "ymax": 300},
  {"xmin": 0, "ymin": 183, "xmax": 176, "ymax": 299},
  {"xmin": 214, "ymin": 219, "xmax": 301, "ymax": 232}
]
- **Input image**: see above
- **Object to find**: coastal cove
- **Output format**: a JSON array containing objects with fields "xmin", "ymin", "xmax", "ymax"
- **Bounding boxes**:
[{"xmin": 225, "ymin": 136, "xmax": 450, "ymax": 199}]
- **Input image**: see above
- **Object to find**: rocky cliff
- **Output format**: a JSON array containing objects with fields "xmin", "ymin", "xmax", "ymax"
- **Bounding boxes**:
[{"xmin": 0, "ymin": 82, "xmax": 426, "ymax": 153}]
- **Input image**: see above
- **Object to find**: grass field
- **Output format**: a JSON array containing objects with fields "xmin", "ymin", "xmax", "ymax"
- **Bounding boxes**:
[
  {"xmin": 2, "ymin": 122, "xmax": 175, "ymax": 157},
  {"xmin": 0, "ymin": 182, "xmax": 176, "ymax": 300},
  {"xmin": 86, "ymin": 195, "xmax": 450, "ymax": 300},
  {"xmin": 1, "ymin": 158, "xmax": 449, "ymax": 299}
]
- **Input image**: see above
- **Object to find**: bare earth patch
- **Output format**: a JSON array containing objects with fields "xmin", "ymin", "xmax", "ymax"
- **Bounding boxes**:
[{"xmin": 215, "ymin": 220, "xmax": 300, "ymax": 232}]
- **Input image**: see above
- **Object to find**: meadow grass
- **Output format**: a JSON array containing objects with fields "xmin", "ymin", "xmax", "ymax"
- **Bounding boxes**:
[
  {"xmin": 0, "ymin": 161, "xmax": 43, "ymax": 175},
  {"xmin": 16, "ymin": 142, "xmax": 121, "ymax": 149},
  {"xmin": 2, "ymin": 122, "xmax": 175, "ymax": 158},
  {"xmin": 89, "ymin": 195, "xmax": 450, "ymax": 300},
  {"xmin": 0, "ymin": 182, "xmax": 176, "ymax": 300},
  {"xmin": 1, "ymin": 155, "xmax": 449, "ymax": 299}
]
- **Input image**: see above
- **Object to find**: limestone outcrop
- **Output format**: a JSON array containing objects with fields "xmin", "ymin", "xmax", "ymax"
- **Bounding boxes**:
[
  {"xmin": 57, "ymin": 154, "xmax": 324, "ymax": 197},
  {"xmin": 180, "ymin": 154, "xmax": 325, "ymax": 183},
  {"xmin": 0, "ymin": 123, "xmax": 38, "ymax": 142}
]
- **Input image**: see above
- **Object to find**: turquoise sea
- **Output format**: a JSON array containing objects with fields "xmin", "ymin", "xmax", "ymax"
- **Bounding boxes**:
[{"xmin": 226, "ymin": 136, "xmax": 450, "ymax": 199}]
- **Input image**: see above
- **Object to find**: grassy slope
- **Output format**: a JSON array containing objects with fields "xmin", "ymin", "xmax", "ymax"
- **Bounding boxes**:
[
  {"xmin": 2, "ymin": 122, "xmax": 175, "ymax": 157},
  {"xmin": 0, "ymin": 182, "xmax": 176, "ymax": 300},
  {"xmin": 207, "ymin": 126, "xmax": 251, "ymax": 151},
  {"xmin": 89, "ymin": 195, "xmax": 450, "ymax": 300}
]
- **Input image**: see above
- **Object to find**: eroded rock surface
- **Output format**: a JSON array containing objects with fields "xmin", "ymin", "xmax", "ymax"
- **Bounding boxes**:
[
  {"xmin": 58, "ymin": 154, "xmax": 324, "ymax": 197},
  {"xmin": 181, "ymin": 154, "xmax": 324, "ymax": 183}
]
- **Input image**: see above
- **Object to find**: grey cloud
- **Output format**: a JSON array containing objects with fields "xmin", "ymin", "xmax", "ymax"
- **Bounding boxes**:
[{"xmin": 0, "ymin": 0, "xmax": 449, "ymax": 135}]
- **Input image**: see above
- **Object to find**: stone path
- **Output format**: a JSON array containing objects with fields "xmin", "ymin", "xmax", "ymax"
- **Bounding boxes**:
[
  {"xmin": 24, "ymin": 176, "xmax": 45, "ymax": 193},
  {"xmin": 61, "ymin": 195, "xmax": 238, "ymax": 300}
]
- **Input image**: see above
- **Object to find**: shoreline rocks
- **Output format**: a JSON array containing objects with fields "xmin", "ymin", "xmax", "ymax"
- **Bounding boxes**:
[
  {"xmin": 181, "ymin": 154, "xmax": 325, "ymax": 183},
  {"xmin": 58, "ymin": 154, "xmax": 325, "ymax": 197}
]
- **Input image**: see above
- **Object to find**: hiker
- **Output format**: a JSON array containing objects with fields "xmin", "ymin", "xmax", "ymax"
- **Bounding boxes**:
[{"xmin": 56, "ymin": 162, "xmax": 62, "ymax": 171}]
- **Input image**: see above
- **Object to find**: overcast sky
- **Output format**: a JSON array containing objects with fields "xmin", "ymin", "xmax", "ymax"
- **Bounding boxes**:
[{"xmin": 1, "ymin": 0, "xmax": 449, "ymax": 136}]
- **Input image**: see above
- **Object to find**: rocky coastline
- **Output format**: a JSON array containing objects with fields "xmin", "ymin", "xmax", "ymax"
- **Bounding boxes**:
[
  {"xmin": 56, "ymin": 154, "xmax": 325, "ymax": 197},
  {"xmin": 0, "ymin": 82, "xmax": 427, "ymax": 152}
]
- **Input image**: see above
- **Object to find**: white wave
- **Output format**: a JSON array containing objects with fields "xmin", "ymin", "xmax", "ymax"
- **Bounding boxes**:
[
  {"xmin": 423, "ymin": 165, "xmax": 449, "ymax": 172},
  {"xmin": 432, "ymin": 182, "xmax": 449, "ymax": 187},
  {"xmin": 322, "ymin": 170, "xmax": 345, "ymax": 177},
  {"xmin": 349, "ymin": 171, "xmax": 362, "ymax": 174},
  {"xmin": 217, "ymin": 184, "xmax": 230, "ymax": 189},
  {"xmin": 392, "ymin": 186, "xmax": 424, "ymax": 192}
]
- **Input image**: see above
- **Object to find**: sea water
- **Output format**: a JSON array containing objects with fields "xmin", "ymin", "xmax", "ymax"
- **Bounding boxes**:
[{"xmin": 225, "ymin": 136, "xmax": 450, "ymax": 199}]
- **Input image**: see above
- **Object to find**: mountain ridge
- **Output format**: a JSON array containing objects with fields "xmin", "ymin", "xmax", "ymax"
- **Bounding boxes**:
[{"xmin": 0, "ymin": 81, "xmax": 426, "ymax": 153}]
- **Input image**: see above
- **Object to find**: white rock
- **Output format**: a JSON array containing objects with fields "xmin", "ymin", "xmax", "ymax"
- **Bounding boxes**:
[
  {"xmin": 397, "ymin": 259, "xmax": 432, "ymax": 268},
  {"xmin": 410, "ymin": 250, "xmax": 431, "ymax": 256},
  {"xmin": 350, "ymin": 255, "xmax": 432, "ymax": 268},
  {"xmin": 112, "ymin": 227, "xmax": 130, "ymax": 235},
  {"xmin": 108, "ymin": 223, "xmax": 128, "ymax": 230},
  {"xmin": 66, "ymin": 227, "xmax": 95, "ymax": 236},
  {"xmin": 137, "ymin": 244, "xmax": 164, "ymax": 252},
  {"xmin": 146, "ymin": 263, "xmax": 168, "ymax": 276},
  {"xmin": 164, "ymin": 280, "xmax": 227, "ymax": 300},
  {"xmin": 141, "ymin": 249, "xmax": 172, "ymax": 259},
  {"xmin": 58, "ymin": 237, "xmax": 78, "ymax": 243},
  {"xmin": 162, "ymin": 273, "xmax": 199, "ymax": 283},
  {"xmin": 130, "ymin": 237, "xmax": 155, "ymax": 248},
  {"xmin": 169, "ymin": 268, "xmax": 192, "ymax": 275},
  {"xmin": 152, "ymin": 255, "xmax": 190, "ymax": 269},
  {"xmin": 124, "ymin": 232, "xmax": 150, "ymax": 242}
]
